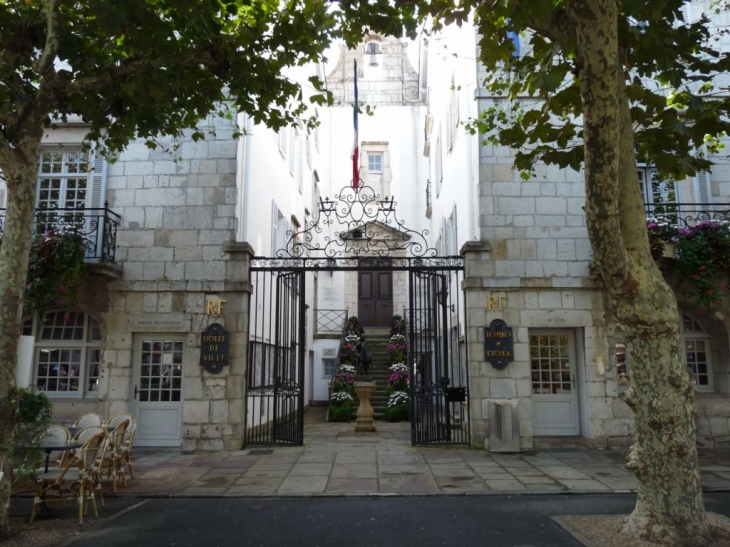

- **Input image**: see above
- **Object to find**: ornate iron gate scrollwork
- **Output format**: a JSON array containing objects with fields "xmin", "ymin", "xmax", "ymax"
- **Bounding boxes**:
[{"xmin": 244, "ymin": 181, "xmax": 468, "ymax": 446}]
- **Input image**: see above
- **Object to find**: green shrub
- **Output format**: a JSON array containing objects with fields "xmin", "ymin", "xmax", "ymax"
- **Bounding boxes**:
[
  {"xmin": 12, "ymin": 389, "xmax": 53, "ymax": 485},
  {"xmin": 329, "ymin": 400, "xmax": 353, "ymax": 422},
  {"xmin": 385, "ymin": 403, "xmax": 409, "ymax": 423}
]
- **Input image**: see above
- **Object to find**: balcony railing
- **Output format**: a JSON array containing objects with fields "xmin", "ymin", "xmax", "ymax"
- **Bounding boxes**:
[
  {"xmin": 315, "ymin": 309, "xmax": 348, "ymax": 336},
  {"xmin": 645, "ymin": 203, "xmax": 730, "ymax": 229},
  {"xmin": 0, "ymin": 204, "xmax": 121, "ymax": 263}
]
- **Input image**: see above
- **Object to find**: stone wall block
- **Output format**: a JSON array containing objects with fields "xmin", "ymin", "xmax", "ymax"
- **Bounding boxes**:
[
  {"xmin": 204, "ymin": 385, "xmax": 226, "ymax": 400},
  {"xmin": 228, "ymin": 399, "xmax": 244, "ymax": 425},
  {"xmin": 184, "ymin": 425, "xmax": 201, "ymax": 439},
  {"xmin": 183, "ymin": 401, "xmax": 210, "ymax": 423},
  {"xmin": 210, "ymin": 399, "xmax": 228, "ymax": 423},
  {"xmin": 184, "ymin": 377, "xmax": 204, "ymax": 400},
  {"xmin": 202, "ymin": 424, "xmax": 223, "ymax": 439},
  {"xmin": 490, "ymin": 378, "xmax": 516, "ymax": 398},
  {"xmin": 709, "ymin": 417, "xmax": 730, "ymax": 436}
]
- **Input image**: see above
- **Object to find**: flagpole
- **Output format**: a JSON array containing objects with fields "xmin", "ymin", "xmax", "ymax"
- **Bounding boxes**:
[{"xmin": 351, "ymin": 60, "xmax": 359, "ymax": 190}]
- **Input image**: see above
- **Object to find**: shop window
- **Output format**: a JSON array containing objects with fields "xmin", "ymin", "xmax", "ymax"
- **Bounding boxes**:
[{"xmin": 31, "ymin": 310, "xmax": 102, "ymax": 397}]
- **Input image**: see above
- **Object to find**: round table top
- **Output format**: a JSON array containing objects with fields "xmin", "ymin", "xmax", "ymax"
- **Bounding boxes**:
[{"xmin": 39, "ymin": 440, "xmax": 84, "ymax": 451}]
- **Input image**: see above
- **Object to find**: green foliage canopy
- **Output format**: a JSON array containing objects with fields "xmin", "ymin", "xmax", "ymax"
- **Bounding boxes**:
[{"xmin": 0, "ymin": 0, "xmax": 374, "ymax": 156}]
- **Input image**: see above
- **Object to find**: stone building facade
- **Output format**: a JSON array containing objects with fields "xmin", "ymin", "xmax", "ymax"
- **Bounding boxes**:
[{"xmin": 12, "ymin": 10, "xmax": 730, "ymax": 453}]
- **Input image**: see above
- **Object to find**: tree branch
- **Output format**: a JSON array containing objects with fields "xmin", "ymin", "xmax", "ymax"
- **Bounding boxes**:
[{"xmin": 34, "ymin": 0, "xmax": 60, "ymax": 77}]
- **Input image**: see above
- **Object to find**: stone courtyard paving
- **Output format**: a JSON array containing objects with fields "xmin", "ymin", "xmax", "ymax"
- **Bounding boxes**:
[{"xmin": 118, "ymin": 418, "xmax": 730, "ymax": 498}]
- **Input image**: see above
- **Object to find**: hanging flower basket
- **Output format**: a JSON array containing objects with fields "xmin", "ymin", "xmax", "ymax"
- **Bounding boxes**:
[{"xmin": 24, "ymin": 230, "xmax": 87, "ymax": 314}]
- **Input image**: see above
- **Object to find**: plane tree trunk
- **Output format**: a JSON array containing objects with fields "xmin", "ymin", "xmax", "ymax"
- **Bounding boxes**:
[
  {"xmin": 567, "ymin": 0, "xmax": 715, "ymax": 544},
  {"xmin": 0, "ymin": 142, "xmax": 43, "ymax": 537}
]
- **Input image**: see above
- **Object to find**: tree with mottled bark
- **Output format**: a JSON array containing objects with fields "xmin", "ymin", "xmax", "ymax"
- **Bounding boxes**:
[
  {"xmin": 335, "ymin": 0, "xmax": 730, "ymax": 544},
  {"xmin": 0, "ymin": 0, "xmax": 403, "ymax": 535}
]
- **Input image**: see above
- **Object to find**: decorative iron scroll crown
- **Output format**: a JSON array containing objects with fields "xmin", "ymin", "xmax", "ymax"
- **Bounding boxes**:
[{"xmin": 277, "ymin": 182, "xmax": 438, "ymax": 258}]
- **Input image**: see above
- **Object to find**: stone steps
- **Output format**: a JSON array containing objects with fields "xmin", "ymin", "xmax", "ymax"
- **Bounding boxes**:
[{"xmin": 361, "ymin": 332, "xmax": 396, "ymax": 419}]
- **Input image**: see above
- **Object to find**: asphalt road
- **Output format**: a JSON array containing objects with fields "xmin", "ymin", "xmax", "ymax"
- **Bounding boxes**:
[{"xmin": 66, "ymin": 493, "xmax": 730, "ymax": 547}]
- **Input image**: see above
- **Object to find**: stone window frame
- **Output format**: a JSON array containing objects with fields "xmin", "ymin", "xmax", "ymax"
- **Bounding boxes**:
[
  {"xmin": 367, "ymin": 152, "xmax": 382, "ymax": 173},
  {"xmin": 25, "ymin": 309, "xmax": 102, "ymax": 399},
  {"xmin": 361, "ymin": 142, "xmax": 391, "ymax": 196}
]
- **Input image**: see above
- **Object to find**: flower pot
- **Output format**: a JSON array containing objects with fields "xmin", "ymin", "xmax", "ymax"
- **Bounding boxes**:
[{"xmin": 662, "ymin": 242, "xmax": 676, "ymax": 258}]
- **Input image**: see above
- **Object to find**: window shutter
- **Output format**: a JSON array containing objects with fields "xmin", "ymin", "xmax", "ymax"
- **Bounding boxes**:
[
  {"xmin": 271, "ymin": 200, "xmax": 278, "ymax": 256},
  {"xmin": 452, "ymin": 206, "xmax": 458, "ymax": 255},
  {"xmin": 694, "ymin": 171, "xmax": 711, "ymax": 209},
  {"xmin": 88, "ymin": 152, "xmax": 108, "ymax": 209}
]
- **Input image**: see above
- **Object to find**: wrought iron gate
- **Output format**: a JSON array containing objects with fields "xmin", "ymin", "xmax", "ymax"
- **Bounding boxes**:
[
  {"xmin": 245, "ymin": 267, "xmax": 305, "ymax": 445},
  {"xmin": 243, "ymin": 181, "xmax": 469, "ymax": 446},
  {"xmin": 408, "ymin": 264, "xmax": 468, "ymax": 445}
]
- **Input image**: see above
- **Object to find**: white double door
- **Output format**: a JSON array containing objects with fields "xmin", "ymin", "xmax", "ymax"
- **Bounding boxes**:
[
  {"xmin": 132, "ymin": 335, "xmax": 184, "ymax": 447},
  {"xmin": 530, "ymin": 330, "xmax": 580, "ymax": 436}
]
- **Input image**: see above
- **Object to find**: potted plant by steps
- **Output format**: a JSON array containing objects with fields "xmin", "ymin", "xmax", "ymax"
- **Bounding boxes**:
[
  {"xmin": 384, "ymin": 364, "xmax": 410, "ymax": 422},
  {"xmin": 329, "ymin": 392, "xmax": 355, "ymax": 422},
  {"xmin": 385, "ymin": 391, "xmax": 409, "ymax": 422}
]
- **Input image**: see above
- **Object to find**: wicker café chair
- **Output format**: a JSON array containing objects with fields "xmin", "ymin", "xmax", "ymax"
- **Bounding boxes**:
[
  {"xmin": 106, "ymin": 412, "xmax": 135, "ymax": 429},
  {"xmin": 71, "ymin": 426, "xmax": 108, "ymax": 502},
  {"xmin": 72, "ymin": 426, "xmax": 106, "ymax": 443},
  {"xmin": 29, "ymin": 431, "xmax": 106, "ymax": 525},
  {"xmin": 38, "ymin": 425, "xmax": 71, "ymax": 469},
  {"xmin": 107, "ymin": 412, "xmax": 137, "ymax": 480},
  {"xmin": 73, "ymin": 413, "xmax": 103, "ymax": 429},
  {"xmin": 99, "ymin": 420, "xmax": 129, "ymax": 494}
]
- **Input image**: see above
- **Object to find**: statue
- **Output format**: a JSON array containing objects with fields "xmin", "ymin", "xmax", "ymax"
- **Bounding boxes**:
[{"xmin": 356, "ymin": 336, "xmax": 371, "ymax": 379}]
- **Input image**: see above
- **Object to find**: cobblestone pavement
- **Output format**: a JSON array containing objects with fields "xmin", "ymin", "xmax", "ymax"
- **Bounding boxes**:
[{"xmin": 114, "ymin": 418, "xmax": 730, "ymax": 498}]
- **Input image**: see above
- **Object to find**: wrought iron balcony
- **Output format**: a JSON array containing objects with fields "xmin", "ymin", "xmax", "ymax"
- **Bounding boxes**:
[
  {"xmin": 644, "ymin": 203, "xmax": 730, "ymax": 229},
  {"xmin": 314, "ymin": 309, "xmax": 348, "ymax": 336},
  {"xmin": 0, "ymin": 204, "xmax": 121, "ymax": 263}
]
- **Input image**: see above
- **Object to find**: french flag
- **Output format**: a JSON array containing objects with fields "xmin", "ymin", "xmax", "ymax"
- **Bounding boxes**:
[{"xmin": 351, "ymin": 60, "xmax": 359, "ymax": 189}]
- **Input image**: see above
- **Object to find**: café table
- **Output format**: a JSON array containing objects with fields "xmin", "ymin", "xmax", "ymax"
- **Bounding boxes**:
[
  {"xmin": 20, "ymin": 439, "xmax": 84, "ymax": 520},
  {"xmin": 37, "ymin": 439, "xmax": 84, "ymax": 473}
]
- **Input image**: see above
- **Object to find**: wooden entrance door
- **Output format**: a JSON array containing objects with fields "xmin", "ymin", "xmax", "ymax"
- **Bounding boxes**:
[{"xmin": 358, "ymin": 270, "xmax": 393, "ymax": 327}]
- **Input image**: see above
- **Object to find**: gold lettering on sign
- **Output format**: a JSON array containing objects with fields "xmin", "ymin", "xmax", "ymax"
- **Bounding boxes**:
[
  {"xmin": 484, "ymin": 331, "xmax": 512, "ymax": 338},
  {"xmin": 201, "ymin": 335, "xmax": 226, "ymax": 343},
  {"xmin": 205, "ymin": 299, "xmax": 227, "ymax": 315},
  {"xmin": 487, "ymin": 295, "xmax": 507, "ymax": 310},
  {"xmin": 485, "ymin": 350, "xmax": 513, "ymax": 357}
]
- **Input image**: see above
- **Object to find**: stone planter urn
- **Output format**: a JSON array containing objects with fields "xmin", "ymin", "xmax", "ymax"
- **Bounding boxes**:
[{"xmin": 353, "ymin": 381, "xmax": 376, "ymax": 432}]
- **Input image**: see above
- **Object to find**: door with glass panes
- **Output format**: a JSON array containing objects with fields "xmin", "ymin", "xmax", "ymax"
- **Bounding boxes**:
[
  {"xmin": 132, "ymin": 335, "xmax": 184, "ymax": 447},
  {"xmin": 530, "ymin": 331, "xmax": 580, "ymax": 435}
]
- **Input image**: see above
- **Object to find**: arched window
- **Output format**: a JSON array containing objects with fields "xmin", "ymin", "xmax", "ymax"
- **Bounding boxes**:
[{"xmin": 27, "ymin": 310, "xmax": 102, "ymax": 397}]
